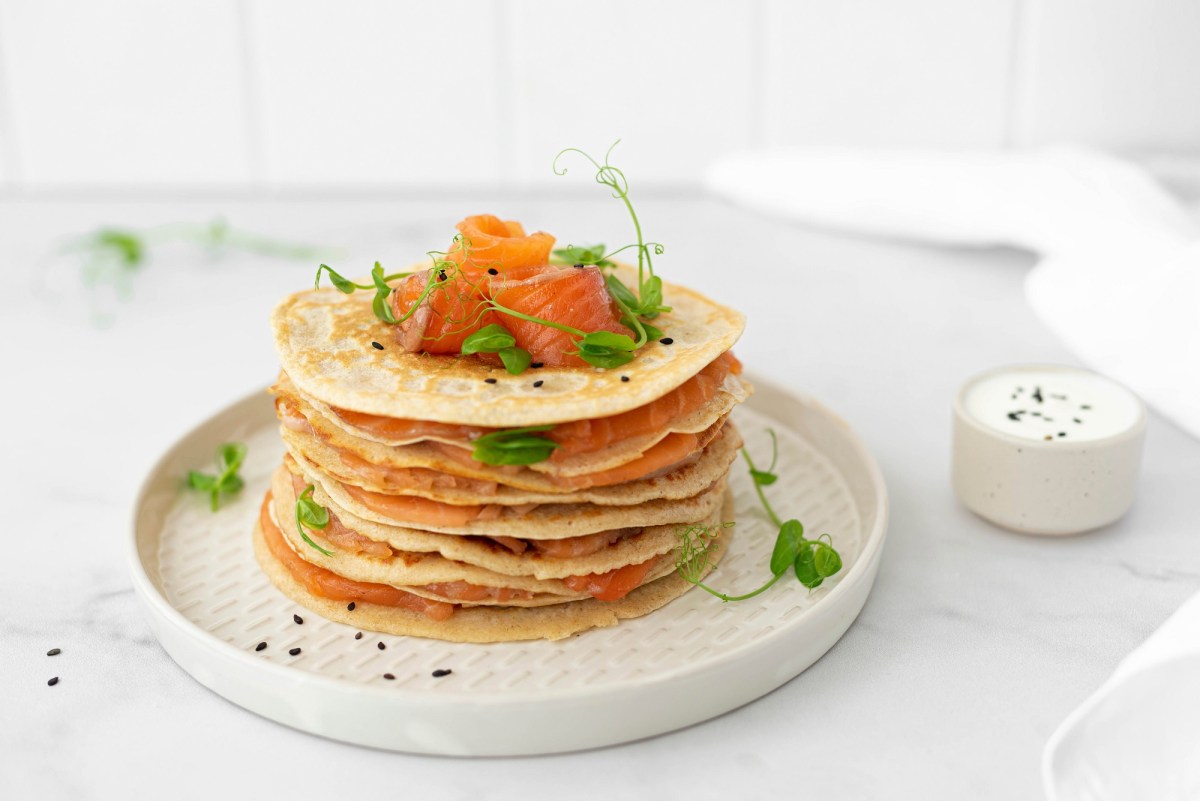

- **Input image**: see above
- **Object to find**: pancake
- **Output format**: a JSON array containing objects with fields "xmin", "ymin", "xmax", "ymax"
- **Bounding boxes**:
[
  {"xmin": 278, "ymin": 416, "xmax": 743, "ymax": 505},
  {"xmin": 252, "ymin": 496, "xmax": 735, "ymax": 643},
  {"xmin": 290, "ymin": 451, "xmax": 730, "ymax": 538},
  {"xmin": 275, "ymin": 367, "xmax": 751, "ymax": 477},
  {"xmin": 270, "ymin": 464, "xmax": 718, "ymax": 581},
  {"xmin": 272, "ymin": 264, "xmax": 746, "ymax": 426}
]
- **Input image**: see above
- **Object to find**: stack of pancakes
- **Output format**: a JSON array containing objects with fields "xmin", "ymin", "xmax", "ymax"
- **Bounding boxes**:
[{"xmin": 254, "ymin": 267, "xmax": 750, "ymax": 642}]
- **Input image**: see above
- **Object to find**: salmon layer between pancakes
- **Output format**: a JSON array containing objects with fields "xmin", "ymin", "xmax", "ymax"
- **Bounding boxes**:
[
  {"xmin": 277, "ymin": 419, "xmax": 741, "ymax": 507},
  {"xmin": 286, "ymin": 351, "xmax": 745, "ymax": 462},
  {"xmin": 263, "ymin": 489, "xmax": 674, "ymax": 606}
]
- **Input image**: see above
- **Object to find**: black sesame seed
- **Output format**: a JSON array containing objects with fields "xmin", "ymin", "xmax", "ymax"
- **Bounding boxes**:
[
  {"xmin": 621, "ymin": 375, "xmax": 630, "ymax": 383},
  {"xmin": 484, "ymin": 378, "xmax": 497, "ymax": 384},
  {"xmin": 438, "ymin": 270, "xmax": 447, "ymax": 281},
  {"xmin": 255, "ymin": 642, "xmax": 267, "ymax": 652},
  {"xmin": 293, "ymin": 614, "xmax": 303, "ymax": 625},
  {"xmin": 1032, "ymin": 387, "xmax": 1044, "ymax": 403},
  {"xmin": 659, "ymin": 337, "xmax": 674, "ymax": 345},
  {"xmin": 371, "ymin": 341, "xmax": 384, "ymax": 350},
  {"xmin": 47, "ymin": 677, "xmax": 59, "ymax": 686},
  {"xmin": 533, "ymin": 380, "xmax": 544, "ymax": 388},
  {"xmin": 354, "ymin": 632, "xmax": 363, "ymax": 640},
  {"xmin": 1073, "ymin": 418, "xmax": 1082, "ymax": 424},
  {"xmin": 487, "ymin": 268, "xmax": 498, "ymax": 276},
  {"xmin": 377, "ymin": 642, "xmax": 386, "ymax": 651},
  {"xmin": 383, "ymin": 673, "xmax": 395, "ymax": 680},
  {"xmin": 573, "ymin": 263, "xmax": 585, "ymax": 269},
  {"xmin": 530, "ymin": 362, "xmax": 544, "ymax": 369},
  {"xmin": 46, "ymin": 648, "xmax": 61, "ymax": 657},
  {"xmin": 432, "ymin": 669, "xmax": 452, "ymax": 678},
  {"xmin": 289, "ymin": 647, "xmax": 302, "ymax": 656},
  {"xmin": 347, "ymin": 602, "xmax": 356, "ymax": 611},
  {"xmin": 1081, "ymin": 404, "xmax": 1092, "ymax": 410},
  {"xmin": 1058, "ymin": 432, "xmax": 1067, "ymax": 437}
]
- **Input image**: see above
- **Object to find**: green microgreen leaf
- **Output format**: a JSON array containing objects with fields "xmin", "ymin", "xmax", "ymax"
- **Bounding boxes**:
[
  {"xmin": 813, "ymin": 543, "xmax": 842, "ymax": 578},
  {"xmin": 295, "ymin": 484, "xmax": 334, "ymax": 557},
  {"xmin": 769, "ymin": 519, "xmax": 805, "ymax": 575},
  {"xmin": 461, "ymin": 323, "xmax": 517, "ymax": 355},
  {"xmin": 794, "ymin": 546, "xmax": 823, "ymax": 589},
  {"xmin": 186, "ymin": 471, "xmax": 216, "ymax": 492},
  {"xmin": 552, "ymin": 244, "xmax": 614, "ymax": 267},
  {"xmin": 96, "ymin": 230, "xmax": 145, "ymax": 268},
  {"xmin": 606, "ymin": 274, "xmax": 640, "ymax": 309},
  {"xmin": 370, "ymin": 262, "xmax": 397, "ymax": 324},
  {"xmin": 472, "ymin": 425, "xmax": 559, "ymax": 466},
  {"xmin": 499, "ymin": 346, "xmax": 532, "ymax": 375},
  {"xmin": 575, "ymin": 330, "xmax": 638, "ymax": 368},
  {"xmin": 315, "ymin": 264, "xmax": 363, "ymax": 293},
  {"xmin": 186, "ymin": 441, "xmax": 248, "ymax": 512}
]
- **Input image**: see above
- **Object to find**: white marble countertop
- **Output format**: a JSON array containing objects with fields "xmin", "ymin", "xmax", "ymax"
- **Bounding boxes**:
[{"xmin": 3, "ymin": 194, "xmax": 1197, "ymax": 800}]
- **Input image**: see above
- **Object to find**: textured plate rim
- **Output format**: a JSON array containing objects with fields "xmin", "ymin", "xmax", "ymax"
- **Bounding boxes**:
[{"xmin": 128, "ymin": 372, "xmax": 888, "ymax": 726}]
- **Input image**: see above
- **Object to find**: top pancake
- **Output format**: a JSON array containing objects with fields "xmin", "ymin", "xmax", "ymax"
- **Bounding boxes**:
[{"xmin": 272, "ymin": 264, "xmax": 745, "ymax": 426}]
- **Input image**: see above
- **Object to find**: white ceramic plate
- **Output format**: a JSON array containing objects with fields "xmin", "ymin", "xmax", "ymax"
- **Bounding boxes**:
[{"xmin": 129, "ymin": 373, "xmax": 888, "ymax": 756}]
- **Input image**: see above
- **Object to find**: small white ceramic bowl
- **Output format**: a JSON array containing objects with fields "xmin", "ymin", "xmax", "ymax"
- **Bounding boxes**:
[{"xmin": 952, "ymin": 364, "xmax": 1147, "ymax": 536}]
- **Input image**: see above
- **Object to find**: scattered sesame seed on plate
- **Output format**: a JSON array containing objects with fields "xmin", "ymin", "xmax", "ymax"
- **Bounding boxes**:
[
  {"xmin": 383, "ymin": 673, "xmax": 395, "ymax": 680},
  {"xmin": 46, "ymin": 648, "xmax": 61, "ymax": 657},
  {"xmin": 432, "ymin": 669, "xmax": 452, "ymax": 678},
  {"xmin": 354, "ymin": 632, "xmax": 363, "ymax": 640},
  {"xmin": 293, "ymin": 614, "xmax": 303, "ymax": 625},
  {"xmin": 377, "ymin": 642, "xmax": 386, "ymax": 651},
  {"xmin": 289, "ymin": 647, "xmax": 302, "ymax": 656},
  {"xmin": 255, "ymin": 642, "xmax": 267, "ymax": 652},
  {"xmin": 47, "ymin": 677, "xmax": 59, "ymax": 687},
  {"xmin": 347, "ymin": 602, "xmax": 356, "ymax": 611}
]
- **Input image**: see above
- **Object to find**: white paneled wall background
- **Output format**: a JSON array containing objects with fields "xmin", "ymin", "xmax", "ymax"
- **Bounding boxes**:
[{"xmin": 0, "ymin": 0, "xmax": 1198, "ymax": 192}]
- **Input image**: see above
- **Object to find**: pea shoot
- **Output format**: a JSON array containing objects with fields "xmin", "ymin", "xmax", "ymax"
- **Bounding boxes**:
[
  {"xmin": 552, "ymin": 141, "xmax": 672, "ymax": 322},
  {"xmin": 295, "ymin": 484, "xmax": 334, "ymax": 556},
  {"xmin": 675, "ymin": 430, "xmax": 845, "ymax": 600},
  {"xmin": 471, "ymin": 426, "xmax": 560, "ymax": 466},
  {"xmin": 186, "ymin": 442, "xmax": 247, "ymax": 512}
]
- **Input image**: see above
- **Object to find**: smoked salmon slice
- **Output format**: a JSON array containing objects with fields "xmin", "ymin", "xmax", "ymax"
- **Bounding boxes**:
[
  {"xmin": 391, "ymin": 269, "xmax": 497, "ymax": 354},
  {"xmin": 259, "ymin": 493, "xmax": 454, "ymax": 620},
  {"xmin": 563, "ymin": 558, "xmax": 658, "ymax": 602},
  {"xmin": 490, "ymin": 265, "xmax": 627, "ymax": 367},
  {"xmin": 547, "ymin": 352, "xmax": 742, "ymax": 459},
  {"xmin": 329, "ymin": 407, "xmax": 492, "ymax": 443},
  {"xmin": 339, "ymin": 482, "xmax": 497, "ymax": 527},
  {"xmin": 447, "ymin": 214, "xmax": 555, "ymax": 274},
  {"xmin": 309, "ymin": 352, "xmax": 741, "ymax": 469}
]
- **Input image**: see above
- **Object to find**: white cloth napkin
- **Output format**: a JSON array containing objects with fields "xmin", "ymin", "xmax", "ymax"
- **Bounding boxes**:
[
  {"xmin": 705, "ymin": 147, "xmax": 1200, "ymax": 440},
  {"xmin": 1042, "ymin": 593, "xmax": 1200, "ymax": 800},
  {"xmin": 705, "ymin": 146, "xmax": 1200, "ymax": 798}
]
